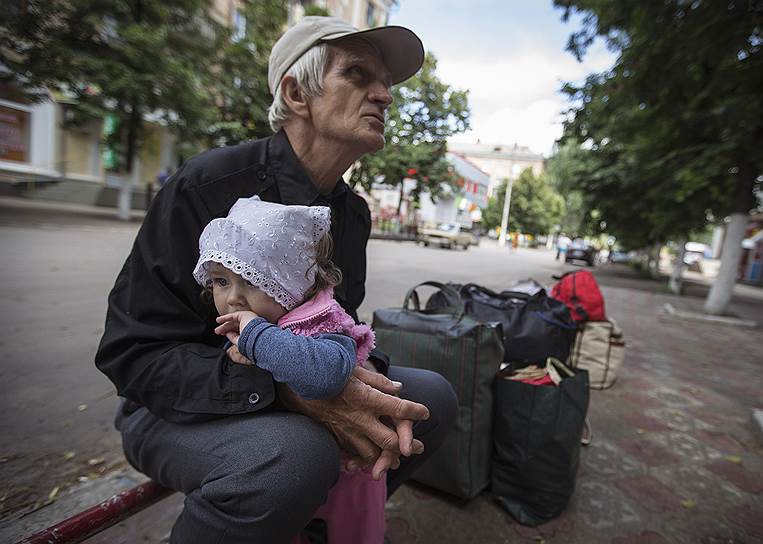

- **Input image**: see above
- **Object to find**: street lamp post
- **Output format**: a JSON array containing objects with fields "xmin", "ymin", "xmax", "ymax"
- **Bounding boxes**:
[
  {"xmin": 498, "ymin": 176, "xmax": 514, "ymax": 248},
  {"xmin": 498, "ymin": 163, "xmax": 522, "ymax": 248}
]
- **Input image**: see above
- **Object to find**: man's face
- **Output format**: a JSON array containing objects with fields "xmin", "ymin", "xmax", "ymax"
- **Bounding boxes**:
[{"xmin": 308, "ymin": 38, "xmax": 393, "ymax": 154}]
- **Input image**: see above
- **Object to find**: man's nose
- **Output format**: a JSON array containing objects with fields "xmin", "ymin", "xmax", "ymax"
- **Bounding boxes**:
[{"xmin": 369, "ymin": 81, "xmax": 393, "ymax": 108}]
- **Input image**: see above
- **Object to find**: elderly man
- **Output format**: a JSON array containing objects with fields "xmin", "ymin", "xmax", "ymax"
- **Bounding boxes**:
[{"xmin": 96, "ymin": 16, "xmax": 457, "ymax": 544}]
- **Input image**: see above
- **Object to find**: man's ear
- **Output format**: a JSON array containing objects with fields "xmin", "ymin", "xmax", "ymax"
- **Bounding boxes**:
[{"xmin": 280, "ymin": 75, "xmax": 310, "ymax": 120}]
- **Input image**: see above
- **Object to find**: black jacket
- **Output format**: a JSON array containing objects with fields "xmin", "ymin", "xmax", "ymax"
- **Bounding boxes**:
[{"xmin": 95, "ymin": 130, "xmax": 388, "ymax": 423}]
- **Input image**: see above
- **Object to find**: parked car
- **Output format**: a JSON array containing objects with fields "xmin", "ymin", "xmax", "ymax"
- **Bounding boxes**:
[
  {"xmin": 565, "ymin": 240, "xmax": 596, "ymax": 266},
  {"xmin": 418, "ymin": 223, "xmax": 478, "ymax": 250},
  {"xmin": 609, "ymin": 250, "xmax": 631, "ymax": 264}
]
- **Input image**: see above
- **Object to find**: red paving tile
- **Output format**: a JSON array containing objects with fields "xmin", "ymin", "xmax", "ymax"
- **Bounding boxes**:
[
  {"xmin": 725, "ymin": 505, "xmax": 763, "ymax": 540},
  {"xmin": 511, "ymin": 513, "xmax": 575, "ymax": 538},
  {"xmin": 691, "ymin": 430, "xmax": 746, "ymax": 455},
  {"xmin": 617, "ymin": 439, "xmax": 681, "ymax": 467},
  {"xmin": 610, "ymin": 530, "xmax": 670, "ymax": 544},
  {"xmin": 706, "ymin": 460, "xmax": 763, "ymax": 494},
  {"xmin": 621, "ymin": 412, "xmax": 672, "ymax": 432},
  {"xmin": 614, "ymin": 475, "xmax": 681, "ymax": 513},
  {"xmin": 386, "ymin": 516, "xmax": 417, "ymax": 544}
]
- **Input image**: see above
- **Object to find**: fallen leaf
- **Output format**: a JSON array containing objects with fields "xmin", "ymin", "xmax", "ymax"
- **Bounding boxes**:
[
  {"xmin": 48, "ymin": 487, "xmax": 60, "ymax": 501},
  {"xmin": 636, "ymin": 428, "xmax": 645, "ymax": 435},
  {"xmin": 77, "ymin": 476, "xmax": 89, "ymax": 483},
  {"xmin": 680, "ymin": 499, "xmax": 697, "ymax": 509},
  {"xmin": 87, "ymin": 457, "xmax": 104, "ymax": 466},
  {"xmin": 725, "ymin": 455, "xmax": 742, "ymax": 464},
  {"xmin": 77, "ymin": 404, "xmax": 88, "ymax": 412},
  {"xmin": 63, "ymin": 451, "xmax": 76, "ymax": 461}
]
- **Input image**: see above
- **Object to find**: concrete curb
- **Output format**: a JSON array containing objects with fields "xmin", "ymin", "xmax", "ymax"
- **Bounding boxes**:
[
  {"xmin": 662, "ymin": 302, "xmax": 758, "ymax": 328},
  {"xmin": 0, "ymin": 467, "xmax": 149, "ymax": 543},
  {"xmin": 753, "ymin": 409, "xmax": 763, "ymax": 446}
]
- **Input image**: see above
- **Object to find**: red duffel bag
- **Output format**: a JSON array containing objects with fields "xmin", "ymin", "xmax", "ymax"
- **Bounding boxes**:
[{"xmin": 551, "ymin": 270, "xmax": 605, "ymax": 322}]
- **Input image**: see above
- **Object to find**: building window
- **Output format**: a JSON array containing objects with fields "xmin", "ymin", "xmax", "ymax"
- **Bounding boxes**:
[
  {"xmin": 366, "ymin": 2, "xmax": 376, "ymax": 27},
  {"xmin": 0, "ymin": 104, "xmax": 30, "ymax": 163}
]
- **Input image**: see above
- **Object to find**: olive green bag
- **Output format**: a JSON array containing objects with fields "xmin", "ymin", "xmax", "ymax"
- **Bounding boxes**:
[{"xmin": 372, "ymin": 282, "xmax": 504, "ymax": 499}]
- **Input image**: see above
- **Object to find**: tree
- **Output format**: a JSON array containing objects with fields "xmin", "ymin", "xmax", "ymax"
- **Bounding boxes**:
[
  {"xmin": 349, "ymin": 53, "xmax": 470, "ymax": 214},
  {"xmin": 555, "ymin": 1, "xmax": 762, "ymax": 312},
  {"xmin": 204, "ymin": 1, "xmax": 288, "ymax": 148},
  {"xmin": 482, "ymin": 168, "xmax": 565, "ymax": 237},
  {"xmin": 545, "ymin": 140, "xmax": 600, "ymax": 236},
  {"xmin": 1, "ymin": 0, "xmax": 220, "ymax": 219}
]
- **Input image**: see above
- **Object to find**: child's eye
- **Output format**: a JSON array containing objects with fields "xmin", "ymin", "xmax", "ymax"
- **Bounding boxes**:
[{"xmin": 212, "ymin": 277, "xmax": 228, "ymax": 287}]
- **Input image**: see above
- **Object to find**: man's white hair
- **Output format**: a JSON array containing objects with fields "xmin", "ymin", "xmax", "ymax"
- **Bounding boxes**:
[{"xmin": 268, "ymin": 43, "xmax": 332, "ymax": 132}]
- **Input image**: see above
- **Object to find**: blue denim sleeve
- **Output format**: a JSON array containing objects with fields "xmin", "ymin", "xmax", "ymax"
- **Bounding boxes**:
[{"xmin": 237, "ymin": 318, "xmax": 356, "ymax": 400}]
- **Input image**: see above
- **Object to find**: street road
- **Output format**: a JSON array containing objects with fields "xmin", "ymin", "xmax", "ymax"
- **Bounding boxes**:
[{"xmin": 0, "ymin": 200, "xmax": 568, "ymax": 518}]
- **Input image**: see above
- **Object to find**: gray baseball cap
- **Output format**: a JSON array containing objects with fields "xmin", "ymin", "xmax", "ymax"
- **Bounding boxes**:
[{"xmin": 268, "ymin": 16, "xmax": 424, "ymax": 95}]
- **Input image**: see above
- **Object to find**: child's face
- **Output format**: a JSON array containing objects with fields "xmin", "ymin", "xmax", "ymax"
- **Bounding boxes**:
[{"xmin": 207, "ymin": 262, "xmax": 288, "ymax": 323}]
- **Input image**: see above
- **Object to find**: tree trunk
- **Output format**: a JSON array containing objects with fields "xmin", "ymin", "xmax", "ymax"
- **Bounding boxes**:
[
  {"xmin": 648, "ymin": 242, "xmax": 662, "ymax": 279},
  {"xmin": 396, "ymin": 178, "xmax": 405, "ymax": 219},
  {"xmin": 704, "ymin": 213, "xmax": 746, "ymax": 314},
  {"xmin": 668, "ymin": 238, "xmax": 687, "ymax": 295},
  {"xmin": 118, "ymin": 104, "xmax": 142, "ymax": 221},
  {"xmin": 704, "ymin": 161, "xmax": 756, "ymax": 315}
]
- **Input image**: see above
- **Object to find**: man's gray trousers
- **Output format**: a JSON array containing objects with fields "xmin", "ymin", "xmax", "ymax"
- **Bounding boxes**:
[{"xmin": 117, "ymin": 366, "xmax": 458, "ymax": 544}]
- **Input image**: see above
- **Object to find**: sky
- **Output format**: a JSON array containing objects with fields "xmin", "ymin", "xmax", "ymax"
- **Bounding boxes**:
[{"xmin": 388, "ymin": 0, "xmax": 617, "ymax": 157}]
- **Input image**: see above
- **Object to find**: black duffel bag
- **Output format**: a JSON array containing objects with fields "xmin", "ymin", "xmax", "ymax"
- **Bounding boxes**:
[
  {"xmin": 426, "ymin": 283, "xmax": 577, "ymax": 365},
  {"xmin": 492, "ymin": 360, "xmax": 590, "ymax": 525}
]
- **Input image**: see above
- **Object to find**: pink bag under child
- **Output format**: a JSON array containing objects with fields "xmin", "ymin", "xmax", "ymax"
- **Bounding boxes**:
[{"xmin": 282, "ymin": 289, "xmax": 386, "ymax": 544}]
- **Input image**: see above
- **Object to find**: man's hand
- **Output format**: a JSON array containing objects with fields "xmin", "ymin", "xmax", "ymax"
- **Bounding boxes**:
[
  {"xmin": 226, "ymin": 344, "xmax": 252, "ymax": 366},
  {"xmin": 277, "ymin": 366, "xmax": 429, "ymax": 480}
]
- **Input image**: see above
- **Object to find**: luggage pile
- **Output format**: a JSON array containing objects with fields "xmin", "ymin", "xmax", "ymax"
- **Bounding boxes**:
[{"xmin": 371, "ymin": 271, "xmax": 625, "ymax": 526}]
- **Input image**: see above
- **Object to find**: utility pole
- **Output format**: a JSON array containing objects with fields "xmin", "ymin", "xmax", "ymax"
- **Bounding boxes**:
[{"xmin": 498, "ymin": 176, "xmax": 514, "ymax": 248}]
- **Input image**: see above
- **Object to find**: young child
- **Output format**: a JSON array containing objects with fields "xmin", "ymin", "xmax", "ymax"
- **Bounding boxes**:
[{"xmin": 192, "ymin": 195, "xmax": 385, "ymax": 544}]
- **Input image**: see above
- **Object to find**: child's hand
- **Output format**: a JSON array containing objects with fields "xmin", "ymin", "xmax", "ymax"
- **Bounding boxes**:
[{"xmin": 215, "ymin": 311, "xmax": 259, "ymax": 340}]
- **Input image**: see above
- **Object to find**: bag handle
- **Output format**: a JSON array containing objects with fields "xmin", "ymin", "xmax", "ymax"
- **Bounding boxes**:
[
  {"xmin": 403, "ymin": 281, "xmax": 465, "ymax": 318},
  {"xmin": 534, "ymin": 311, "xmax": 578, "ymax": 330}
]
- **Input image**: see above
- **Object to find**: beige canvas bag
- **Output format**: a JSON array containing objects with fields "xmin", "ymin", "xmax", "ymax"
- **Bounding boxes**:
[{"xmin": 569, "ymin": 319, "xmax": 625, "ymax": 389}]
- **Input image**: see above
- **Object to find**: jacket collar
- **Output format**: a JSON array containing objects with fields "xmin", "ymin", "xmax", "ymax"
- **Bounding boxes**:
[
  {"xmin": 268, "ymin": 129, "xmax": 348, "ymax": 207},
  {"xmin": 277, "ymin": 288, "xmax": 336, "ymax": 328}
]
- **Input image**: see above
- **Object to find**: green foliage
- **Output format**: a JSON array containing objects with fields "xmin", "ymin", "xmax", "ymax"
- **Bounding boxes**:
[
  {"xmin": 349, "ymin": 54, "xmax": 471, "ymax": 204},
  {"xmin": 205, "ymin": 1, "xmax": 288, "ymax": 147},
  {"xmin": 545, "ymin": 140, "xmax": 599, "ymax": 236},
  {"xmin": 482, "ymin": 168, "xmax": 565, "ymax": 236},
  {"xmin": 554, "ymin": 0, "xmax": 763, "ymax": 249},
  {"xmin": 1, "ymin": 0, "xmax": 221, "ymax": 172},
  {"xmin": 303, "ymin": 5, "xmax": 331, "ymax": 17}
]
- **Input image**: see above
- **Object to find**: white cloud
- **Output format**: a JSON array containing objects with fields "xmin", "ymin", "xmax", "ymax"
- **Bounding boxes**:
[{"xmin": 438, "ymin": 43, "xmax": 615, "ymax": 156}]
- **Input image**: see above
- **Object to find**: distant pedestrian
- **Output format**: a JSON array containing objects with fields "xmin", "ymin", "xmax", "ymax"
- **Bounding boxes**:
[
  {"xmin": 156, "ymin": 169, "xmax": 169, "ymax": 188},
  {"xmin": 556, "ymin": 234, "xmax": 571, "ymax": 261}
]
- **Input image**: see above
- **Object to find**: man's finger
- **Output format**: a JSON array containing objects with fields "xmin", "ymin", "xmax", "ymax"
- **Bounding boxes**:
[
  {"xmin": 352, "ymin": 412, "xmax": 401, "ymax": 453},
  {"xmin": 394, "ymin": 418, "xmax": 414, "ymax": 456},
  {"xmin": 371, "ymin": 450, "xmax": 400, "ymax": 481},
  {"xmin": 353, "ymin": 365, "xmax": 402, "ymax": 395},
  {"xmin": 354, "ymin": 386, "xmax": 430, "ymax": 422},
  {"xmin": 336, "ymin": 429, "xmax": 380, "ymax": 465}
]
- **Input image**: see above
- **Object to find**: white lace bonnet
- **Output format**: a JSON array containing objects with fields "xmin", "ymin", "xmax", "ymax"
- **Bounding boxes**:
[{"xmin": 192, "ymin": 195, "xmax": 331, "ymax": 310}]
